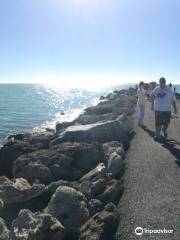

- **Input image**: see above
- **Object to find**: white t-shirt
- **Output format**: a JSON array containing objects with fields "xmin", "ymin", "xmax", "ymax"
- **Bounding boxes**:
[
  {"xmin": 151, "ymin": 86, "xmax": 175, "ymax": 112},
  {"xmin": 137, "ymin": 88, "xmax": 147, "ymax": 105}
]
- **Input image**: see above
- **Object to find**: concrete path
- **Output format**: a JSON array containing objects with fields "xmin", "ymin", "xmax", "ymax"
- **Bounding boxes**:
[{"xmin": 116, "ymin": 102, "xmax": 180, "ymax": 240}]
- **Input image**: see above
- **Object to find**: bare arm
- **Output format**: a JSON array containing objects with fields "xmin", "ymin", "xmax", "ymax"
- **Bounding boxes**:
[
  {"xmin": 172, "ymin": 100, "xmax": 177, "ymax": 114},
  {"xmin": 151, "ymin": 94, "xmax": 155, "ymax": 111}
]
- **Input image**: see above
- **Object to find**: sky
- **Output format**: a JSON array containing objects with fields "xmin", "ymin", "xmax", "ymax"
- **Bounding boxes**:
[{"xmin": 0, "ymin": 0, "xmax": 180, "ymax": 87}]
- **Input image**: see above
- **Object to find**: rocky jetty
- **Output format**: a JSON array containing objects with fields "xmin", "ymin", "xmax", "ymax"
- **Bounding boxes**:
[{"xmin": 0, "ymin": 88, "xmax": 137, "ymax": 240}]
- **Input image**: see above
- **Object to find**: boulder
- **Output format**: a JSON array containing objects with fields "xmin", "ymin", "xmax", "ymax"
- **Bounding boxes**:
[
  {"xmin": 45, "ymin": 186, "xmax": 89, "ymax": 238},
  {"xmin": 51, "ymin": 142, "xmax": 104, "ymax": 171},
  {"xmin": 13, "ymin": 151, "xmax": 71, "ymax": 184},
  {"xmin": 84, "ymin": 93, "xmax": 135, "ymax": 116},
  {"xmin": 79, "ymin": 164, "xmax": 117, "ymax": 200},
  {"xmin": 103, "ymin": 141, "xmax": 125, "ymax": 162},
  {"xmin": 0, "ymin": 141, "xmax": 35, "ymax": 177},
  {"xmin": 7, "ymin": 131, "xmax": 54, "ymax": 148},
  {"xmin": 9, "ymin": 209, "xmax": 64, "ymax": 240},
  {"xmin": 85, "ymin": 102, "xmax": 114, "ymax": 115},
  {"xmin": 88, "ymin": 178, "xmax": 107, "ymax": 197},
  {"xmin": 25, "ymin": 132, "xmax": 54, "ymax": 148},
  {"xmin": 0, "ymin": 131, "xmax": 55, "ymax": 178},
  {"xmin": 45, "ymin": 180, "xmax": 79, "ymax": 197},
  {"xmin": 80, "ymin": 178, "xmax": 107, "ymax": 200},
  {"xmin": 51, "ymin": 120, "xmax": 131, "ymax": 150},
  {"xmin": 88, "ymin": 199, "xmax": 104, "ymax": 216},
  {"xmin": 116, "ymin": 116, "xmax": 133, "ymax": 134},
  {"xmin": 107, "ymin": 153, "xmax": 125, "ymax": 178},
  {"xmin": 79, "ymin": 163, "xmax": 106, "ymax": 183},
  {"xmin": 80, "ymin": 203, "xmax": 119, "ymax": 240},
  {"xmin": 109, "ymin": 92, "xmax": 118, "ymax": 100},
  {"xmin": 97, "ymin": 179, "xmax": 124, "ymax": 204},
  {"xmin": 14, "ymin": 159, "xmax": 54, "ymax": 184},
  {"xmin": 0, "ymin": 176, "xmax": 45, "ymax": 204},
  {"xmin": 73, "ymin": 113, "xmax": 118, "ymax": 125},
  {"xmin": 99, "ymin": 96, "xmax": 106, "ymax": 100},
  {"xmin": 13, "ymin": 142, "xmax": 104, "ymax": 184},
  {"xmin": 0, "ymin": 217, "xmax": 9, "ymax": 240},
  {"xmin": 56, "ymin": 121, "xmax": 73, "ymax": 133},
  {"xmin": 0, "ymin": 196, "xmax": 51, "ymax": 228}
]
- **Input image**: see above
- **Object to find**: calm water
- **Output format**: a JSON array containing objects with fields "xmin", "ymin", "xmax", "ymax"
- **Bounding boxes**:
[
  {"xmin": 0, "ymin": 83, "xmax": 179, "ymax": 144},
  {"xmin": 0, "ymin": 84, "xmax": 105, "ymax": 144}
]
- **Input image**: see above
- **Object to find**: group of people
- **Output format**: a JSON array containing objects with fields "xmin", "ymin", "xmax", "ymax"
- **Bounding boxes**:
[{"xmin": 137, "ymin": 77, "xmax": 178, "ymax": 141}]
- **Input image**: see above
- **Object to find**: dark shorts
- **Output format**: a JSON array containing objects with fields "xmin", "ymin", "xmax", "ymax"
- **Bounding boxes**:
[{"xmin": 155, "ymin": 111, "xmax": 171, "ymax": 127}]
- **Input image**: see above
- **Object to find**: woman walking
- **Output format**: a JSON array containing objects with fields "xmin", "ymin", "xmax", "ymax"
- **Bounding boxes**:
[{"xmin": 137, "ymin": 81, "xmax": 147, "ymax": 126}]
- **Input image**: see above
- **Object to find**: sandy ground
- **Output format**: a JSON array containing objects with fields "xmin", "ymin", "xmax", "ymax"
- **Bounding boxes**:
[{"xmin": 116, "ymin": 101, "xmax": 180, "ymax": 240}]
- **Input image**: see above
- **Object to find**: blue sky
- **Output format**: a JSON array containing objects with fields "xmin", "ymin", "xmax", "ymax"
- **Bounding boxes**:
[{"xmin": 0, "ymin": 0, "xmax": 180, "ymax": 86}]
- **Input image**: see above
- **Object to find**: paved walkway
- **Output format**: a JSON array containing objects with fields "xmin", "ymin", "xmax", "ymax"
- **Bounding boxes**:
[{"xmin": 116, "ymin": 102, "xmax": 180, "ymax": 240}]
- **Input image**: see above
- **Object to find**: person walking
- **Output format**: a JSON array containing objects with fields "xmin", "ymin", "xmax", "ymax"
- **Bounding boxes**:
[
  {"xmin": 137, "ymin": 81, "xmax": 147, "ymax": 126},
  {"xmin": 151, "ymin": 77, "xmax": 177, "ymax": 141}
]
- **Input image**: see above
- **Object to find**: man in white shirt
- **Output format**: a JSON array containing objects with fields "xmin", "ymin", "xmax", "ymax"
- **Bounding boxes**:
[{"xmin": 151, "ymin": 77, "xmax": 177, "ymax": 141}]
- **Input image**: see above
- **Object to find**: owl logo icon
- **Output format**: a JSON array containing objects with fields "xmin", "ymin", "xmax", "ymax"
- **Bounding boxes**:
[{"xmin": 135, "ymin": 227, "xmax": 144, "ymax": 236}]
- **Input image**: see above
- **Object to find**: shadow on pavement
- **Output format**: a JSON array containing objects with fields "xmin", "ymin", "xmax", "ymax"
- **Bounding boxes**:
[{"xmin": 141, "ymin": 126, "xmax": 180, "ymax": 163}]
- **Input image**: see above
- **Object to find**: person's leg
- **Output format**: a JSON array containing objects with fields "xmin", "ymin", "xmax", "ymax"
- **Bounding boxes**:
[
  {"xmin": 137, "ymin": 105, "xmax": 141, "ymax": 125},
  {"xmin": 162, "ymin": 126, "xmax": 168, "ymax": 138},
  {"xmin": 138, "ymin": 105, "xmax": 145, "ymax": 126},
  {"xmin": 138, "ymin": 105, "xmax": 142, "ymax": 125},
  {"xmin": 154, "ymin": 111, "xmax": 162, "ymax": 139},
  {"xmin": 162, "ymin": 112, "xmax": 171, "ymax": 138},
  {"xmin": 141, "ymin": 105, "xmax": 145, "ymax": 125}
]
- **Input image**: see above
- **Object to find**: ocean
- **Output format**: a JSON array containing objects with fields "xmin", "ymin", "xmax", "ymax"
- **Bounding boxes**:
[
  {"xmin": 0, "ymin": 83, "xmax": 129, "ymax": 144},
  {"xmin": 0, "ymin": 83, "xmax": 179, "ymax": 145}
]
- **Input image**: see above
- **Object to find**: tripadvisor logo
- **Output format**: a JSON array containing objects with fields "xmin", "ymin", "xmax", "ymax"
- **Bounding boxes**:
[{"xmin": 135, "ymin": 226, "xmax": 174, "ymax": 236}]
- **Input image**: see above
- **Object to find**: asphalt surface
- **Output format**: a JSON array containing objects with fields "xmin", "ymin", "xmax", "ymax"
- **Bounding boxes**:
[{"xmin": 116, "ymin": 101, "xmax": 180, "ymax": 240}]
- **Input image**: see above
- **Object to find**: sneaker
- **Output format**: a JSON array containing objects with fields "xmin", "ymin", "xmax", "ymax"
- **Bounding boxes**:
[
  {"xmin": 154, "ymin": 136, "xmax": 158, "ymax": 141},
  {"xmin": 154, "ymin": 134, "xmax": 161, "ymax": 141}
]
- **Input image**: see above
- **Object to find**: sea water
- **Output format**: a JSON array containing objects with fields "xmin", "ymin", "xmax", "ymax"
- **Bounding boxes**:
[{"xmin": 0, "ymin": 83, "xmax": 179, "ymax": 144}]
